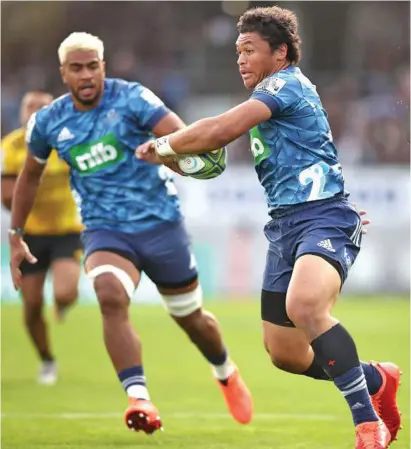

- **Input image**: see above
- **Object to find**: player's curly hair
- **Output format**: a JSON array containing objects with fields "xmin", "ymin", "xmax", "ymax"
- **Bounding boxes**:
[{"xmin": 237, "ymin": 6, "xmax": 302, "ymax": 65}]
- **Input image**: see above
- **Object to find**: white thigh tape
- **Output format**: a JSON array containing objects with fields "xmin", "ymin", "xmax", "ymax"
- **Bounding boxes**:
[{"xmin": 161, "ymin": 285, "xmax": 203, "ymax": 317}]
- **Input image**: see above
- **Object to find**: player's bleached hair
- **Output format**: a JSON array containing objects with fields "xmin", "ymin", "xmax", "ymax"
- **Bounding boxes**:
[{"xmin": 58, "ymin": 32, "xmax": 104, "ymax": 65}]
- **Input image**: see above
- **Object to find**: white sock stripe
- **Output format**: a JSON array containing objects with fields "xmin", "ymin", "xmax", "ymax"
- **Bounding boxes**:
[
  {"xmin": 122, "ymin": 378, "xmax": 146, "ymax": 388},
  {"xmin": 342, "ymin": 374, "xmax": 365, "ymax": 391},
  {"xmin": 121, "ymin": 375, "xmax": 146, "ymax": 383},
  {"xmin": 341, "ymin": 380, "xmax": 367, "ymax": 397},
  {"xmin": 121, "ymin": 379, "xmax": 146, "ymax": 385},
  {"xmin": 122, "ymin": 377, "xmax": 146, "ymax": 385}
]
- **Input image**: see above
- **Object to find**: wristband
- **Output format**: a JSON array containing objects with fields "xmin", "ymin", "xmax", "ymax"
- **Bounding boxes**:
[
  {"xmin": 155, "ymin": 136, "xmax": 177, "ymax": 157},
  {"xmin": 8, "ymin": 227, "xmax": 24, "ymax": 237}
]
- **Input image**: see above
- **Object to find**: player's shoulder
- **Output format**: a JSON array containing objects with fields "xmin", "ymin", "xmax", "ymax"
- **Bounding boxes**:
[
  {"xmin": 33, "ymin": 94, "xmax": 72, "ymax": 126},
  {"xmin": 105, "ymin": 77, "xmax": 142, "ymax": 96},
  {"xmin": 1, "ymin": 127, "xmax": 25, "ymax": 152},
  {"xmin": 106, "ymin": 77, "xmax": 163, "ymax": 109},
  {"xmin": 254, "ymin": 67, "xmax": 302, "ymax": 97},
  {"xmin": 46, "ymin": 93, "xmax": 73, "ymax": 117}
]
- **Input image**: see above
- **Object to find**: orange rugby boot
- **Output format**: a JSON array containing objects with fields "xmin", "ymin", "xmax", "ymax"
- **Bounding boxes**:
[
  {"xmin": 355, "ymin": 420, "xmax": 391, "ymax": 449},
  {"xmin": 124, "ymin": 398, "xmax": 162, "ymax": 434},
  {"xmin": 217, "ymin": 369, "xmax": 253, "ymax": 424},
  {"xmin": 370, "ymin": 361, "xmax": 402, "ymax": 444}
]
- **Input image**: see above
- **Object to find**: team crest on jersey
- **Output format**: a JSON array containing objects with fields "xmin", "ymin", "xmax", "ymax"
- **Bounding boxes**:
[
  {"xmin": 255, "ymin": 77, "xmax": 286, "ymax": 96},
  {"xmin": 104, "ymin": 109, "xmax": 119, "ymax": 123}
]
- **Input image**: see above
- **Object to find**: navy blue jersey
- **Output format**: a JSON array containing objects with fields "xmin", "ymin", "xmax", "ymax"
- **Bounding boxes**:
[
  {"xmin": 250, "ymin": 66, "xmax": 345, "ymax": 212},
  {"xmin": 26, "ymin": 78, "xmax": 181, "ymax": 232}
]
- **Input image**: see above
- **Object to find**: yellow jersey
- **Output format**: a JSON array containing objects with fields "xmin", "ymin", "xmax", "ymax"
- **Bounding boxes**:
[{"xmin": 1, "ymin": 127, "xmax": 83, "ymax": 235}]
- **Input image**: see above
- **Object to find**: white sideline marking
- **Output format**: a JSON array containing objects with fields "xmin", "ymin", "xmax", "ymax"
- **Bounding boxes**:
[{"xmin": 1, "ymin": 411, "xmax": 339, "ymax": 421}]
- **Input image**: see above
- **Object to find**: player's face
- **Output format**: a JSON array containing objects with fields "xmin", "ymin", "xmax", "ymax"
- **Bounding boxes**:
[
  {"xmin": 60, "ymin": 50, "xmax": 106, "ymax": 108},
  {"xmin": 20, "ymin": 92, "xmax": 53, "ymax": 127},
  {"xmin": 236, "ymin": 32, "xmax": 287, "ymax": 89}
]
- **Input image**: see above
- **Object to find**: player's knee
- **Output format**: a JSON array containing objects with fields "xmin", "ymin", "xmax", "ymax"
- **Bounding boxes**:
[
  {"xmin": 263, "ymin": 338, "xmax": 306, "ymax": 374},
  {"xmin": 88, "ymin": 264, "xmax": 135, "ymax": 316},
  {"xmin": 54, "ymin": 286, "xmax": 78, "ymax": 306},
  {"xmin": 269, "ymin": 355, "xmax": 302, "ymax": 374},
  {"xmin": 286, "ymin": 292, "xmax": 327, "ymax": 328},
  {"xmin": 94, "ymin": 273, "xmax": 129, "ymax": 315},
  {"xmin": 162, "ymin": 285, "xmax": 203, "ymax": 318}
]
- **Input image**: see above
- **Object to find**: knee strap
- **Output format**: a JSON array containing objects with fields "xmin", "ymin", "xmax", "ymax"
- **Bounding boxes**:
[{"xmin": 87, "ymin": 265, "xmax": 135, "ymax": 299}]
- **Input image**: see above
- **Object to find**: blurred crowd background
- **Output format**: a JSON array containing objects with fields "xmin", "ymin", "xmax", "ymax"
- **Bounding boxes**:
[{"xmin": 2, "ymin": 1, "xmax": 410, "ymax": 166}]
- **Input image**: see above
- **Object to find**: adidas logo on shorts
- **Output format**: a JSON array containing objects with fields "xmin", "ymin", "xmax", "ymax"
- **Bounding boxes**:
[{"xmin": 317, "ymin": 239, "xmax": 336, "ymax": 253}]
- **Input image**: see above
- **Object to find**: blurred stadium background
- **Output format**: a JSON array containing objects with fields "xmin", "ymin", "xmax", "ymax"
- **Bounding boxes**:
[
  {"xmin": 1, "ymin": 0, "xmax": 410, "ymax": 302},
  {"xmin": 1, "ymin": 2, "xmax": 410, "ymax": 449}
]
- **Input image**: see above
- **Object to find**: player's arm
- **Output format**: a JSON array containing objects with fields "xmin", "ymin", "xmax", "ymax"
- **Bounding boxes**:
[
  {"xmin": 138, "ymin": 75, "xmax": 295, "ymax": 160},
  {"xmin": 130, "ymin": 83, "xmax": 186, "ymax": 137},
  {"xmin": 152, "ymin": 110, "xmax": 186, "ymax": 136},
  {"xmin": 130, "ymin": 83, "xmax": 187, "ymax": 170},
  {"xmin": 170, "ymin": 99, "xmax": 271, "ymax": 153},
  {"xmin": 136, "ymin": 99, "xmax": 271, "ymax": 162},
  {"xmin": 9, "ymin": 111, "xmax": 51, "ymax": 289}
]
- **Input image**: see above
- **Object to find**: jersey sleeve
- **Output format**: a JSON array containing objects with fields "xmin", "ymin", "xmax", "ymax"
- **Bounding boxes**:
[
  {"xmin": 25, "ymin": 108, "xmax": 52, "ymax": 163},
  {"xmin": 128, "ymin": 83, "xmax": 170, "ymax": 130},
  {"xmin": 1, "ymin": 136, "xmax": 21, "ymax": 175},
  {"xmin": 251, "ymin": 74, "xmax": 300, "ymax": 117}
]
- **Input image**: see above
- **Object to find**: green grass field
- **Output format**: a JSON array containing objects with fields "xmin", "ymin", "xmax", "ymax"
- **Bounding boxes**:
[{"xmin": 1, "ymin": 297, "xmax": 410, "ymax": 449}]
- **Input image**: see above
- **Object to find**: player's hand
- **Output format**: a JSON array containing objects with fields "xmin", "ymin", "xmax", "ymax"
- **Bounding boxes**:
[
  {"xmin": 351, "ymin": 203, "xmax": 370, "ymax": 235},
  {"xmin": 136, "ymin": 141, "xmax": 186, "ymax": 176},
  {"xmin": 136, "ymin": 140, "xmax": 162, "ymax": 164},
  {"xmin": 9, "ymin": 234, "xmax": 37, "ymax": 290}
]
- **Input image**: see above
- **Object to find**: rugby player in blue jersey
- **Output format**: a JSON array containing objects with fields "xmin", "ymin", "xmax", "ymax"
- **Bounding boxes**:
[
  {"xmin": 137, "ymin": 7, "xmax": 401, "ymax": 448},
  {"xmin": 9, "ymin": 32, "xmax": 253, "ymax": 434}
]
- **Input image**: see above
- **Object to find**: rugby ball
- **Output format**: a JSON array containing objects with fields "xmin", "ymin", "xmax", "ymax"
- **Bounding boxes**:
[{"xmin": 177, "ymin": 147, "xmax": 227, "ymax": 180}]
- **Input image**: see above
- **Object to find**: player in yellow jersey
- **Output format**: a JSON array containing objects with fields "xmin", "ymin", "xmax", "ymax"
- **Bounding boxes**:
[{"xmin": 1, "ymin": 91, "xmax": 83, "ymax": 385}]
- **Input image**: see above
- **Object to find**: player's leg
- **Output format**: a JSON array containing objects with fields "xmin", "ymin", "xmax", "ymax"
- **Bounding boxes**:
[
  {"xmin": 262, "ymin": 317, "xmax": 328, "ymax": 378},
  {"xmin": 50, "ymin": 234, "xmax": 83, "ymax": 321},
  {"xmin": 262, "ymin": 204, "xmax": 399, "ymax": 447},
  {"xmin": 262, "ymin": 290, "xmax": 385, "ymax": 386},
  {"xmin": 82, "ymin": 228, "xmax": 162, "ymax": 434},
  {"xmin": 260, "ymin": 231, "xmax": 331, "ymax": 379},
  {"xmin": 160, "ymin": 280, "xmax": 227, "ymax": 372},
  {"xmin": 159, "ymin": 281, "xmax": 252, "ymax": 424},
  {"xmin": 19, "ymin": 235, "xmax": 56, "ymax": 384},
  {"xmin": 286, "ymin": 255, "xmax": 391, "ymax": 446},
  {"xmin": 85, "ymin": 251, "xmax": 143, "ymax": 381},
  {"xmin": 282, "ymin": 196, "xmax": 395, "ymax": 446},
  {"xmin": 141, "ymin": 220, "xmax": 252, "ymax": 424}
]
